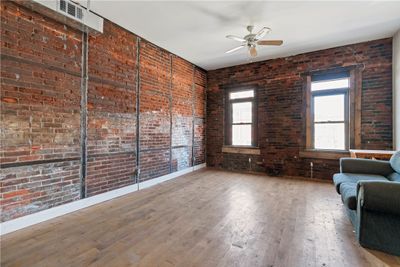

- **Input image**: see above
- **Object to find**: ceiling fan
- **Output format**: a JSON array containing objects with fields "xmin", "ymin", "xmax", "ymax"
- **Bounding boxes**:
[{"xmin": 225, "ymin": 25, "xmax": 283, "ymax": 57}]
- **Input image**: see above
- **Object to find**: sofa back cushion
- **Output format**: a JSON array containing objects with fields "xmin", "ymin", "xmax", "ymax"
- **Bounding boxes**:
[
  {"xmin": 390, "ymin": 151, "xmax": 400, "ymax": 174},
  {"xmin": 340, "ymin": 158, "xmax": 393, "ymax": 176}
]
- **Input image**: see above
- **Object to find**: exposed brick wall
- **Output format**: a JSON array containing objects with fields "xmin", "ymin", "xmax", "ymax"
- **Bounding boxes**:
[
  {"xmin": 207, "ymin": 38, "xmax": 393, "ymax": 180},
  {"xmin": 361, "ymin": 42, "xmax": 393, "ymax": 148},
  {"xmin": 171, "ymin": 56, "xmax": 194, "ymax": 171},
  {"xmin": 1, "ymin": 2, "xmax": 82, "ymax": 221},
  {"xmin": 86, "ymin": 21, "xmax": 137, "ymax": 196},
  {"xmin": 0, "ymin": 161, "xmax": 80, "ymax": 221},
  {"xmin": 194, "ymin": 68, "xmax": 207, "ymax": 165},
  {"xmin": 139, "ymin": 40, "xmax": 171, "ymax": 181},
  {"xmin": 86, "ymin": 154, "xmax": 135, "ymax": 196},
  {"xmin": 222, "ymin": 153, "xmax": 264, "ymax": 173},
  {"xmin": 0, "ymin": 1, "xmax": 206, "ymax": 222}
]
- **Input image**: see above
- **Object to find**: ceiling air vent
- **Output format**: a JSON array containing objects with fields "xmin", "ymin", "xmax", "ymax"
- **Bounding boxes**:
[
  {"xmin": 29, "ymin": 0, "xmax": 103, "ymax": 33},
  {"xmin": 59, "ymin": 0, "xmax": 84, "ymax": 21}
]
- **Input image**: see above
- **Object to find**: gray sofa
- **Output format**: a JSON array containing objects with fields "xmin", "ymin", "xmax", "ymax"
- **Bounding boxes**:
[{"xmin": 333, "ymin": 151, "xmax": 400, "ymax": 256}]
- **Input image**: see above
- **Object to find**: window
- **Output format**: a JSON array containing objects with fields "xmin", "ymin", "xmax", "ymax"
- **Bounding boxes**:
[
  {"xmin": 302, "ymin": 68, "xmax": 362, "ymax": 158},
  {"xmin": 310, "ymin": 75, "xmax": 350, "ymax": 150},
  {"xmin": 225, "ymin": 89, "xmax": 257, "ymax": 146}
]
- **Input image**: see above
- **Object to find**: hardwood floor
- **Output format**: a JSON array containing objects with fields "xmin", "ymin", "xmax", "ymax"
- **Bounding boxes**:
[{"xmin": 1, "ymin": 169, "xmax": 400, "ymax": 267}]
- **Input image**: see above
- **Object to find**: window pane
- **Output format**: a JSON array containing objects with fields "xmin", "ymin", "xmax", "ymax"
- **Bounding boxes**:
[
  {"xmin": 314, "ymin": 94, "xmax": 345, "ymax": 122},
  {"xmin": 311, "ymin": 78, "xmax": 349, "ymax": 91},
  {"xmin": 232, "ymin": 102, "xmax": 252, "ymax": 123},
  {"xmin": 230, "ymin": 90, "xmax": 254, "ymax": 99},
  {"xmin": 232, "ymin": 125, "xmax": 251, "ymax": 146},
  {"xmin": 314, "ymin": 123, "xmax": 345, "ymax": 150}
]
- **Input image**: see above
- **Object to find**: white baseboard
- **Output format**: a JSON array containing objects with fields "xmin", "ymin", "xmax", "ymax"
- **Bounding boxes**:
[{"xmin": 0, "ymin": 163, "xmax": 206, "ymax": 236}]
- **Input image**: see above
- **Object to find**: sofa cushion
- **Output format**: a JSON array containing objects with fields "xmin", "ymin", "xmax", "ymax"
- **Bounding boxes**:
[
  {"xmin": 333, "ymin": 173, "xmax": 387, "ymax": 194},
  {"xmin": 340, "ymin": 183, "xmax": 357, "ymax": 210},
  {"xmin": 387, "ymin": 172, "xmax": 400, "ymax": 182},
  {"xmin": 390, "ymin": 151, "xmax": 400, "ymax": 173}
]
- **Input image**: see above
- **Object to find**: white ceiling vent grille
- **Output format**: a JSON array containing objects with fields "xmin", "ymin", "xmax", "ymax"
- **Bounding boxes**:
[
  {"xmin": 59, "ymin": 0, "xmax": 84, "ymax": 21},
  {"xmin": 30, "ymin": 0, "xmax": 103, "ymax": 33}
]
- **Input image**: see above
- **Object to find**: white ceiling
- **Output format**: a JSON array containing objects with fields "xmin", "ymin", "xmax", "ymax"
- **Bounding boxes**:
[{"xmin": 86, "ymin": 1, "xmax": 400, "ymax": 70}]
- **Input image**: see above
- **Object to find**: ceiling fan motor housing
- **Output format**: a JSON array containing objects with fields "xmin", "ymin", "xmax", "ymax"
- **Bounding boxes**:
[{"xmin": 245, "ymin": 34, "xmax": 257, "ymax": 45}]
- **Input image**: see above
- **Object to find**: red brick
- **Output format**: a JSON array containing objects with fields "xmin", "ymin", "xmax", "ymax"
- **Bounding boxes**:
[
  {"xmin": 1, "ymin": 97, "xmax": 17, "ymax": 103},
  {"xmin": 3, "ymin": 189, "xmax": 29, "ymax": 199}
]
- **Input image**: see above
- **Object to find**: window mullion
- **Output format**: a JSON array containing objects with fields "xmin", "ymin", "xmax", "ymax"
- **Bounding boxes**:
[{"xmin": 314, "ymin": 121, "xmax": 347, "ymax": 124}]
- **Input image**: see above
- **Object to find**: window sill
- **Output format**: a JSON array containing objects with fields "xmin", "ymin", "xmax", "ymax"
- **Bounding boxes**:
[
  {"xmin": 222, "ymin": 146, "xmax": 261, "ymax": 155},
  {"xmin": 299, "ymin": 149, "xmax": 350, "ymax": 160}
]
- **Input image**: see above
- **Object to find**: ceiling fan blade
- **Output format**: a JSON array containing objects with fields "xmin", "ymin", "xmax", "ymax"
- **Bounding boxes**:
[
  {"xmin": 249, "ymin": 46, "xmax": 257, "ymax": 57},
  {"xmin": 257, "ymin": 40, "xmax": 283, "ymax": 46},
  {"xmin": 255, "ymin": 27, "xmax": 271, "ymax": 40},
  {"xmin": 226, "ymin": 35, "xmax": 246, "ymax": 42},
  {"xmin": 225, "ymin": 45, "xmax": 245, "ymax": 54}
]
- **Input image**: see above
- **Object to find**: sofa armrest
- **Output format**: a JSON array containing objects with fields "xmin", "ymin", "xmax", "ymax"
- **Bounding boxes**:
[
  {"xmin": 357, "ymin": 181, "xmax": 400, "ymax": 216},
  {"xmin": 340, "ymin": 158, "xmax": 393, "ymax": 176}
]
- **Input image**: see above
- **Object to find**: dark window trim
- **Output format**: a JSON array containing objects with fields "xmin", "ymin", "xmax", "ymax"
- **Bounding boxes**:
[
  {"xmin": 224, "ymin": 86, "xmax": 258, "ymax": 147},
  {"xmin": 311, "ymin": 71, "xmax": 350, "ymax": 82},
  {"xmin": 304, "ymin": 67, "xmax": 362, "ymax": 153},
  {"xmin": 301, "ymin": 64, "xmax": 360, "ymax": 78}
]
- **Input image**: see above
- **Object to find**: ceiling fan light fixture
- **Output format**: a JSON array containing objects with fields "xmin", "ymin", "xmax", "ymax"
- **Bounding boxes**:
[{"xmin": 249, "ymin": 46, "xmax": 257, "ymax": 57}]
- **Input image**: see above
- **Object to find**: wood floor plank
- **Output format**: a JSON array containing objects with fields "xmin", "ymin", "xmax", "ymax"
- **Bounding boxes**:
[{"xmin": 1, "ymin": 169, "xmax": 399, "ymax": 267}]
